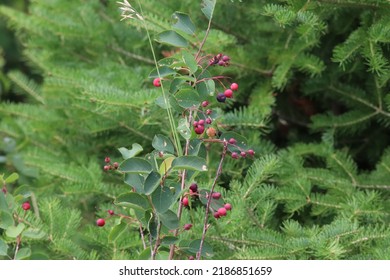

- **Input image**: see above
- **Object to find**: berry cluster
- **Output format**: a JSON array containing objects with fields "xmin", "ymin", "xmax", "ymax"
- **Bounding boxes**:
[
  {"xmin": 103, "ymin": 157, "xmax": 119, "ymax": 171},
  {"xmin": 227, "ymin": 138, "xmax": 255, "ymax": 159},
  {"xmin": 96, "ymin": 209, "xmax": 115, "ymax": 227},
  {"xmin": 216, "ymin": 83, "xmax": 239, "ymax": 103},
  {"xmin": 208, "ymin": 53, "xmax": 230, "ymax": 67}
]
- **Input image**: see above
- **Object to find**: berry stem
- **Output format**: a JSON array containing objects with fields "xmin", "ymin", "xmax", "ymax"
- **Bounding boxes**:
[
  {"xmin": 196, "ymin": 140, "xmax": 228, "ymax": 260},
  {"xmin": 195, "ymin": 4, "xmax": 214, "ymax": 61}
]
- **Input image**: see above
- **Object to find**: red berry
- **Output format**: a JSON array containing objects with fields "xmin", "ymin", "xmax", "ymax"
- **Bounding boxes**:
[
  {"xmin": 188, "ymin": 256, "xmax": 195, "ymax": 260},
  {"xmin": 103, "ymin": 165, "xmax": 110, "ymax": 171},
  {"xmin": 194, "ymin": 125, "xmax": 205, "ymax": 135},
  {"xmin": 230, "ymin": 83, "xmax": 239, "ymax": 91},
  {"xmin": 211, "ymin": 192, "xmax": 221, "ymax": 199},
  {"xmin": 182, "ymin": 197, "xmax": 189, "ymax": 207},
  {"xmin": 218, "ymin": 207, "xmax": 227, "ymax": 216},
  {"xmin": 113, "ymin": 162, "xmax": 119, "ymax": 169},
  {"xmin": 228, "ymin": 138, "xmax": 237, "ymax": 145},
  {"xmin": 213, "ymin": 212, "xmax": 221, "ymax": 219},
  {"xmin": 206, "ymin": 109, "xmax": 212, "ymax": 115},
  {"xmin": 224, "ymin": 203, "xmax": 232, "ymax": 211},
  {"xmin": 206, "ymin": 118, "xmax": 212, "ymax": 124},
  {"xmin": 224, "ymin": 89, "xmax": 233, "ymax": 98},
  {"xmin": 240, "ymin": 151, "xmax": 247, "ymax": 158},
  {"xmin": 193, "ymin": 121, "xmax": 198, "ymax": 127},
  {"xmin": 153, "ymin": 78, "xmax": 161, "ymax": 87},
  {"xmin": 248, "ymin": 149, "xmax": 255, "ymax": 156},
  {"xmin": 218, "ymin": 60, "xmax": 225, "ymax": 66},
  {"xmin": 189, "ymin": 183, "xmax": 198, "ymax": 193},
  {"xmin": 202, "ymin": 101, "xmax": 209, "ymax": 107},
  {"xmin": 104, "ymin": 157, "xmax": 111, "ymax": 163},
  {"xmin": 231, "ymin": 152, "xmax": 239, "ymax": 159},
  {"xmin": 108, "ymin": 210, "xmax": 114, "ymax": 215},
  {"xmin": 184, "ymin": 224, "xmax": 192, "ymax": 230},
  {"xmin": 22, "ymin": 202, "xmax": 31, "ymax": 211},
  {"xmin": 96, "ymin": 218, "xmax": 105, "ymax": 227},
  {"xmin": 198, "ymin": 119, "xmax": 205, "ymax": 126}
]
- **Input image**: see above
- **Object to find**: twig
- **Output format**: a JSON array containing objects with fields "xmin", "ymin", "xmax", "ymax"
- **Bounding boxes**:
[{"xmin": 196, "ymin": 140, "xmax": 228, "ymax": 260}]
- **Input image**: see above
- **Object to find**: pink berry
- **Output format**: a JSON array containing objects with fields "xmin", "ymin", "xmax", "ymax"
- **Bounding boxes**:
[
  {"xmin": 222, "ymin": 55, "xmax": 230, "ymax": 62},
  {"xmin": 228, "ymin": 138, "xmax": 237, "ymax": 145},
  {"xmin": 194, "ymin": 125, "xmax": 205, "ymax": 135},
  {"xmin": 198, "ymin": 119, "xmax": 205, "ymax": 126},
  {"xmin": 213, "ymin": 212, "xmax": 221, "ymax": 219},
  {"xmin": 224, "ymin": 203, "xmax": 232, "ymax": 211},
  {"xmin": 104, "ymin": 157, "xmax": 111, "ymax": 163},
  {"xmin": 182, "ymin": 197, "xmax": 189, "ymax": 207},
  {"xmin": 224, "ymin": 89, "xmax": 233, "ymax": 98},
  {"xmin": 153, "ymin": 78, "xmax": 161, "ymax": 87},
  {"xmin": 231, "ymin": 152, "xmax": 239, "ymax": 159},
  {"xmin": 108, "ymin": 210, "xmax": 114, "ymax": 215},
  {"xmin": 103, "ymin": 165, "xmax": 110, "ymax": 171},
  {"xmin": 184, "ymin": 224, "xmax": 192, "ymax": 230},
  {"xmin": 22, "ymin": 202, "xmax": 31, "ymax": 211},
  {"xmin": 218, "ymin": 60, "xmax": 225, "ymax": 66},
  {"xmin": 202, "ymin": 101, "xmax": 209, "ymax": 107},
  {"xmin": 217, "ymin": 207, "xmax": 227, "ymax": 216},
  {"xmin": 96, "ymin": 218, "xmax": 105, "ymax": 227},
  {"xmin": 248, "ymin": 149, "xmax": 255, "ymax": 156},
  {"xmin": 240, "ymin": 151, "xmax": 247, "ymax": 158},
  {"xmin": 113, "ymin": 162, "xmax": 119, "ymax": 169},
  {"xmin": 230, "ymin": 83, "xmax": 239, "ymax": 91},
  {"xmin": 206, "ymin": 118, "xmax": 212, "ymax": 124},
  {"xmin": 193, "ymin": 121, "xmax": 198, "ymax": 127},
  {"xmin": 212, "ymin": 192, "xmax": 221, "ymax": 199},
  {"xmin": 206, "ymin": 109, "xmax": 212, "ymax": 115},
  {"xmin": 188, "ymin": 256, "xmax": 195, "ymax": 260}
]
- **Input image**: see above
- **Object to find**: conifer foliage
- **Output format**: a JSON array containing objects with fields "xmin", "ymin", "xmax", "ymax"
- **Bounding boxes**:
[{"xmin": 0, "ymin": 0, "xmax": 390, "ymax": 259}]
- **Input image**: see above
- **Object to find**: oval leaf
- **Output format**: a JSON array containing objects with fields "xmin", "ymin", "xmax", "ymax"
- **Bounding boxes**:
[
  {"xmin": 5, "ymin": 172, "xmax": 19, "ymax": 184},
  {"xmin": 0, "ymin": 210, "xmax": 14, "ymax": 229},
  {"xmin": 6, "ymin": 223, "xmax": 25, "ymax": 238},
  {"xmin": 175, "ymin": 88, "xmax": 200, "ymax": 108},
  {"xmin": 156, "ymin": 30, "xmax": 188, "ymax": 48},
  {"xmin": 118, "ymin": 143, "xmax": 143, "ymax": 160},
  {"xmin": 124, "ymin": 173, "xmax": 145, "ymax": 193},
  {"xmin": 119, "ymin": 158, "xmax": 153, "ymax": 174},
  {"xmin": 172, "ymin": 156, "xmax": 207, "ymax": 171},
  {"xmin": 172, "ymin": 12, "xmax": 196, "ymax": 35},
  {"xmin": 22, "ymin": 228, "xmax": 46, "ymax": 239},
  {"xmin": 0, "ymin": 239, "xmax": 8, "ymax": 256},
  {"xmin": 144, "ymin": 171, "xmax": 161, "ymax": 195},
  {"xmin": 201, "ymin": 0, "xmax": 216, "ymax": 20},
  {"xmin": 158, "ymin": 210, "xmax": 179, "ymax": 230},
  {"xmin": 152, "ymin": 134, "xmax": 175, "ymax": 154},
  {"xmin": 115, "ymin": 193, "xmax": 150, "ymax": 211},
  {"xmin": 151, "ymin": 186, "xmax": 174, "ymax": 214},
  {"xmin": 189, "ymin": 239, "xmax": 214, "ymax": 257},
  {"xmin": 159, "ymin": 156, "xmax": 175, "ymax": 175},
  {"xmin": 15, "ymin": 247, "xmax": 31, "ymax": 260},
  {"xmin": 182, "ymin": 50, "xmax": 198, "ymax": 74},
  {"xmin": 149, "ymin": 66, "xmax": 177, "ymax": 78},
  {"xmin": 108, "ymin": 220, "xmax": 128, "ymax": 242},
  {"xmin": 177, "ymin": 118, "xmax": 191, "ymax": 140}
]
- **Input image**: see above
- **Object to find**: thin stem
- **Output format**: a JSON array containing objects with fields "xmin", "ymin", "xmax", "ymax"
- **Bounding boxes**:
[
  {"xmin": 151, "ymin": 222, "xmax": 162, "ymax": 260},
  {"xmin": 195, "ymin": 10, "xmax": 214, "ymax": 61},
  {"xmin": 139, "ymin": 222, "xmax": 147, "ymax": 250},
  {"xmin": 136, "ymin": 0, "xmax": 183, "ymax": 156},
  {"xmin": 169, "ymin": 110, "xmax": 194, "ymax": 260},
  {"xmin": 196, "ymin": 140, "xmax": 228, "ymax": 260}
]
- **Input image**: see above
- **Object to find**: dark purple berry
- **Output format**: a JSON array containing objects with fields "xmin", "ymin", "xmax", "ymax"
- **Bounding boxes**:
[
  {"xmin": 184, "ymin": 224, "xmax": 192, "ymax": 230},
  {"xmin": 216, "ymin": 93, "xmax": 226, "ymax": 103},
  {"xmin": 189, "ymin": 183, "xmax": 198, "ymax": 193}
]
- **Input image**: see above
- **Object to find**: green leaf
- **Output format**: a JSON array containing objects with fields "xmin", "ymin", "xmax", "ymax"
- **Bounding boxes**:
[
  {"xmin": 196, "ymin": 70, "xmax": 215, "ymax": 98},
  {"xmin": 22, "ymin": 228, "xmax": 46, "ymax": 239},
  {"xmin": 175, "ymin": 88, "xmax": 200, "ymax": 108},
  {"xmin": 159, "ymin": 156, "xmax": 175, "ymax": 175},
  {"xmin": 189, "ymin": 239, "xmax": 214, "ymax": 257},
  {"xmin": 115, "ymin": 193, "xmax": 150, "ymax": 211},
  {"xmin": 6, "ymin": 223, "xmax": 25, "ymax": 238},
  {"xmin": 201, "ymin": 0, "xmax": 216, "ymax": 20},
  {"xmin": 156, "ymin": 30, "xmax": 189, "ymax": 48},
  {"xmin": 161, "ymin": 236, "xmax": 179, "ymax": 245},
  {"xmin": 0, "ymin": 192, "xmax": 9, "ymax": 212},
  {"xmin": 172, "ymin": 156, "xmax": 207, "ymax": 171},
  {"xmin": 144, "ymin": 171, "xmax": 161, "ymax": 195},
  {"xmin": 177, "ymin": 118, "xmax": 191, "ymax": 140},
  {"xmin": 172, "ymin": 12, "xmax": 196, "ymax": 35},
  {"xmin": 151, "ymin": 186, "xmax": 174, "ymax": 214},
  {"xmin": 182, "ymin": 50, "xmax": 198, "ymax": 74},
  {"xmin": 15, "ymin": 247, "xmax": 31, "ymax": 260},
  {"xmin": 0, "ymin": 239, "xmax": 8, "ymax": 256},
  {"xmin": 5, "ymin": 172, "xmax": 19, "ymax": 184},
  {"xmin": 119, "ymin": 158, "xmax": 153, "ymax": 174},
  {"xmin": 158, "ymin": 210, "xmax": 179, "ymax": 230},
  {"xmin": 149, "ymin": 66, "xmax": 177, "ymax": 78},
  {"xmin": 0, "ymin": 210, "xmax": 13, "ymax": 229},
  {"xmin": 108, "ymin": 220, "xmax": 128, "ymax": 242},
  {"xmin": 118, "ymin": 143, "xmax": 143, "ymax": 160},
  {"xmin": 124, "ymin": 173, "xmax": 145, "ymax": 193},
  {"xmin": 152, "ymin": 134, "xmax": 175, "ymax": 154}
]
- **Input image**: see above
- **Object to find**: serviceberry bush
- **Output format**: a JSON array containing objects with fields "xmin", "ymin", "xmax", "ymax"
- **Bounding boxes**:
[{"xmin": 98, "ymin": 0, "xmax": 254, "ymax": 260}]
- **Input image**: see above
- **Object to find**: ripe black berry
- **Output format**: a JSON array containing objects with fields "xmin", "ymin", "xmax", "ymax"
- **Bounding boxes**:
[{"xmin": 216, "ymin": 93, "xmax": 226, "ymax": 103}]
